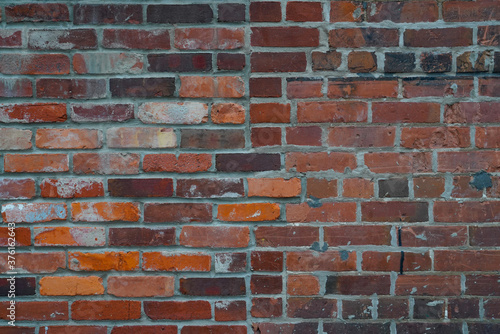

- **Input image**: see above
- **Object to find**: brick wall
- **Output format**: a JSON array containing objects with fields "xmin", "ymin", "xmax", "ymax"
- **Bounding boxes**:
[{"xmin": 0, "ymin": 1, "xmax": 499, "ymax": 333}]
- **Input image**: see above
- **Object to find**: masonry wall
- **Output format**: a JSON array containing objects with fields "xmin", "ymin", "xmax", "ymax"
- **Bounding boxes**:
[{"xmin": 0, "ymin": 0, "xmax": 499, "ymax": 333}]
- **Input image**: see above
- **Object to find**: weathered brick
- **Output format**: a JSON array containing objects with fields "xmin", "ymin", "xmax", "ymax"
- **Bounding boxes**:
[
  {"xmin": 287, "ymin": 251, "xmax": 356, "ymax": 271},
  {"xmin": 478, "ymin": 26, "xmax": 500, "ymax": 46},
  {"xmin": 443, "ymin": 1, "xmax": 500, "ymax": 21},
  {"xmin": 286, "ymin": 152, "xmax": 356, "ymax": 172},
  {"xmin": 403, "ymin": 77, "xmax": 474, "ymax": 98},
  {"xmin": 348, "ymin": 51, "xmax": 377, "ymax": 72},
  {"xmin": 139, "ymin": 102, "xmax": 208, "ymax": 124},
  {"xmin": 0, "ymin": 78, "xmax": 32, "ymax": 97},
  {"xmin": 0, "ymin": 301, "xmax": 68, "ymax": 321},
  {"xmin": 396, "ymin": 275, "xmax": 461, "ymax": 296},
  {"xmin": 73, "ymin": 153, "xmax": 140, "ymax": 175},
  {"xmin": 74, "ymin": 4, "xmax": 142, "ymax": 25},
  {"xmin": 252, "ymin": 298, "xmax": 282, "ymax": 318},
  {"xmin": 177, "ymin": 178, "xmax": 243, "ymax": 198},
  {"xmin": 288, "ymin": 298, "xmax": 337, "ymax": 318},
  {"xmin": 74, "ymin": 53, "xmax": 143, "ymax": 74},
  {"xmin": 365, "ymin": 152, "xmax": 432, "ymax": 173},
  {"xmin": 0, "ymin": 252, "xmax": 65, "ymax": 273},
  {"xmin": 181, "ymin": 129, "xmax": 244, "ymax": 149},
  {"xmin": 400, "ymin": 226, "xmax": 467, "ymax": 247},
  {"xmin": 0, "ymin": 54, "xmax": 69, "ymax": 75},
  {"xmin": 5, "ymin": 4, "xmax": 69, "ymax": 22},
  {"xmin": 175, "ymin": 28, "xmax": 244, "ymax": 50},
  {"xmin": 329, "ymin": 28, "xmax": 398, "ymax": 47},
  {"xmin": 420, "ymin": 53, "xmax": 452, "ymax": 73},
  {"xmin": 143, "ymin": 153, "xmax": 212, "ymax": 173},
  {"xmin": 0, "ymin": 103, "xmax": 67, "ymax": 123},
  {"xmin": 4, "ymin": 154, "xmax": 68, "ymax": 173},
  {"xmin": 384, "ymin": 52, "xmax": 415, "ymax": 73},
  {"xmin": 330, "ymin": 1, "xmax": 364, "ymax": 22},
  {"xmin": 457, "ymin": 51, "xmax": 490, "ymax": 73},
  {"xmin": 404, "ymin": 28, "xmax": 472, "ymax": 47},
  {"xmin": 218, "ymin": 203, "xmax": 280, "ymax": 221},
  {"xmin": 479, "ymin": 77, "xmax": 500, "ymax": 97},
  {"xmin": 103, "ymin": 29, "xmax": 170, "ymax": 50},
  {"xmin": 71, "ymin": 202, "xmax": 140, "ymax": 222},
  {"xmin": 34, "ymin": 227, "xmax": 105, "ymax": 247},
  {"xmin": 107, "ymin": 127, "xmax": 176, "ymax": 148},
  {"xmin": 0, "ymin": 128, "xmax": 32, "ymax": 150},
  {"xmin": 1, "ymin": 202, "xmax": 66, "ymax": 223},
  {"xmin": 215, "ymin": 253, "xmax": 247, "ymax": 272},
  {"xmin": 342, "ymin": 299, "xmax": 373, "ymax": 319},
  {"xmin": 28, "ymin": 29, "xmax": 97, "ymax": 50},
  {"xmin": 0, "ymin": 178, "xmax": 35, "ymax": 199},
  {"xmin": 248, "ymin": 178, "xmax": 301, "ymax": 198},
  {"xmin": 36, "ymin": 129, "xmax": 102, "ymax": 149},
  {"xmin": 70, "ymin": 104, "xmax": 133, "ymax": 123},
  {"xmin": 108, "ymin": 276, "xmax": 174, "ymax": 297},
  {"xmin": 179, "ymin": 76, "xmax": 244, "ymax": 98},
  {"xmin": 445, "ymin": 102, "xmax": 500, "ymax": 124},
  {"xmin": 362, "ymin": 251, "xmax": 431, "ymax": 272},
  {"xmin": 212, "ymin": 103, "xmax": 245, "ymax": 124},
  {"xmin": 215, "ymin": 300, "xmax": 246, "ymax": 321},
  {"xmin": 312, "ymin": 51, "xmax": 342, "ymax": 71}
]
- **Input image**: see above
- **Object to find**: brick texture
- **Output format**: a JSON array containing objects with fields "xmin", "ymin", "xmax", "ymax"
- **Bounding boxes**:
[{"xmin": 0, "ymin": 0, "xmax": 498, "ymax": 331}]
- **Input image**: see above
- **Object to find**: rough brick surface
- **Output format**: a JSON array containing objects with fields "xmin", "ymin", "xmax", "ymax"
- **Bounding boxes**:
[{"xmin": 0, "ymin": 0, "xmax": 498, "ymax": 331}]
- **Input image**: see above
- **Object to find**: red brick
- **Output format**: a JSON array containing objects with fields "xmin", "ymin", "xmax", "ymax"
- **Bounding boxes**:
[
  {"xmin": 413, "ymin": 176, "xmax": 445, "ymax": 198},
  {"xmin": 248, "ymin": 178, "xmax": 301, "ymax": 198},
  {"xmin": 329, "ymin": 28, "xmax": 398, "ymax": 47},
  {"xmin": 41, "ymin": 326, "xmax": 106, "ymax": 334},
  {"xmin": 435, "ymin": 201, "xmax": 500, "ymax": 222},
  {"xmin": 251, "ymin": 27, "xmax": 319, "ymax": 47},
  {"xmin": 325, "ymin": 225, "xmax": 391, "ymax": 246},
  {"xmin": 288, "ymin": 275, "xmax": 320, "ymax": 296},
  {"xmin": 403, "ymin": 77, "xmax": 474, "ymax": 98},
  {"xmin": 250, "ymin": 2, "xmax": 281, "ymax": 22},
  {"xmin": 111, "ymin": 326, "xmax": 176, "ymax": 334},
  {"xmin": 438, "ymin": 151, "xmax": 500, "ymax": 173},
  {"xmin": 252, "ymin": 298, "xmax": 282, "ymax": 318},
  {"xmin": 400, "ymin": 226, "xmax": 467, "ymax": 247},
  {"xmin": 476, "ymin": 127, "xmax": 500, "ymax": 148},
  {"xmin": 479, "ymin": 77, "xmax": 500, "ymax": 97},
  {"xmin": 145, "ymin": 203, "xmax": 211, "ymax": 223},
  {"xmin": 444, "ymin": 1, "xmax": 500, "ymax": 21},
  {"xmin": 287, "ymin": 202, "xmax": 356, "ymax": 223},
  {"xmin": 0, "ymin": 227, "xmax": 31, "ymax": 247},
  {"xmin": 0, "ymin": 30, "xmax": 23, "ymax": 48},
  {"xmin": 0, "ymin": 301, "xmax": 68, "ymax": 321},
  {"xmin": 435, "ymin": 250, "xmax": 500, "ymax": 271},
  {"xmin": 143, "ymin": 153, "xmax": 212, "ymax": 173},
  {"xmin": 372, "ymin": 102, "xmax": 440, "ymax": 124},
  {"xmin": 218, "ymin": 203, "xmax": 280, "ymax": 221},
  {"xmin": 108, "ymin": 178, "xmax": 173, "ymax": 198},
  {"xmin": 326, "ymin": 275, "xmax": 390, "ymax": 295},
  {"xmin": 103, "ymin": 29, "xmax": 170, "ymax": 50},
  {"xmin": 74, "ymin": 4, "xmax": 142, "ymax": 25},
  {"xmin": 401, "ymin": 127, "xmax": 470, "ymax": 148},
  {"xmin": 0, "ymin": 252, "xmax": 65, "ymax": 273},
  {"xmin": 0, "ymin": 54, "xmax": 69, "ymax": 75},
  {"xmin": 298, "ymin": 101, "xmax": 367, "ymax": 123},
  {"xmin": 251, "ymin": 251, "xmax": 283, "ymax": 272},
  {"xmin": 362, "ymin": 201, "xmax": 429, "ymax": 222},
  {"xmin": 72, "ymin": 202, "xmax": 140, "ymax": 222},
  {"xmin": 71, "ymin": 301, "xmax": 141, "ymax": 320},
  {"xmin": 36, "ymin": 79, "xmax": 106, "ymax": 99},
  {"xmin": 364, "ymin": 152, "xmax": 432, "ymax": 173},
  {"xmin": 181, "ymin": 326, "xmax": 246, "ymax": 334},
  {"xmin": 395, "ymin": 275, "xmax": 462, "ymax": 296},
  {"xmin": 287, "ymin": 2, "xmax": 322, "ymax": 21},
  {"xmin": 68, "ymin": 251, "xmax": 139, "ymax": 271},
  {"xmin": 251, "ymin": 52, "xmax": 307, "ymax": 72},
  {"xmin": 180, "ymin": 226, "xmax": 249, "ymax": 248},
  {"xmin": 404, "ymin": 28, "xmax": 472, "ymax": 47},
  {"xmin": 143, "ymin": 252, "xmax": 210, "ymax": 272},
  {"xmin": 343, "ymin": 178, "xmax": 374, "ymax": 198},
  {"xmin": 70, "ymin": 103, "xmax": 134, "ymax": 122},
  {"xmin": 36, "ymin": 129, "xmax": 102, "ymax": 149},
  {"xmin": 287, "ymin": 79, "xmax": 323, "ymax": 99},
  {"xmin": 40, "ymin": 178, "xmax": 104, "ymax": 198},
  {"xmin": 181, "ymin": 129, "xmax": 244, "ymax": 149},
  {"xmin": 250, "ymin": 103, "xmax": 290, "ymax": 123},
  {"xmin": 211, "ymin": 103, "xmax": 245, "ymax": 124},
  {"xmin": 179, "ymin": 76, "xmax": 244, "ymax": 98},
  {"xmin": 1, "ymin": 202, "xmax": 66, "ymax": 223},
  {"xmin": 369, "ymin": 1, "xmax": 438, "ymax": 22},
  {"xmin": 4, "ymin": 154, "xmax": 68, "ymax": 173},
  {"xmin": 0, "ymin": 103, "xmax": 66, "ymax": 123},
  {"xmin": 328, "ymin": 126, "xmax": 395, "ymax": 147},
  {"xmin": 485, "ymin": 299, "xmax": 500, "ymax": 319},
  {"xmin": 307, "ymin": 178, "xmax": 337, "ymax": 198},
  {"xmin": 34, "ymin": 227, "xmax": 105, "ymax": 247},
  {"xmin": 250, "ymin": 77, "xmax": 281, "ymax": 97},
  {"xmin": 470, "ymin": 226, "xmax": 500, "ymax": 247},
  {"xmin": 175, "ymin": 28, "xmax": 244, "ymax": 50},
  {"xmin": 251, "ymin": 127, "xmax": 281, "ymax": 147},
  {"xmin": 287, "ymin": 126, "xmax": 322, "ymax": 146},
  {"xmin": 144, "ymin": 301, "xmax": 211, "ymax": 320},
  {"xmin": 215, "ymin": 300, "xmax": 246, "ymax": 321},
  {"xmin": 362, "ymin": 251, "xmax": 431, "ymax": 272},
  {"xmin": 28, "ymin": 29, "xmax": 97, "ymax": 50},
  {"xmin": 466, "ymin": 275, "xmax": 500, "ymax": 296},
  {"xmin": 328, "ymin": 78, "xmax": 398, "ymax": 98},
  {"xmin": 330, "ymin": 1, "xmax": 364, "ymax": 22},
  {"xmin": 255, "ymin": 226, "xmax": 319, "ymax": 247},
  {"xmin": 5, "ymin": 4, "xmax": 69, "ymax": 22},
  {"xmin": 286, "ymin": 152, "xmax": 356, "ymax": 172},
  {"xmin": 0, "ymin": 178, "xmax": 35, "ymax": 199},
  {"xmin": 287, "ymin": 251, "xmax": 356, "ymax": 271},
  {"xmin": 451, "ymin": 176, "xmax": 482, "ymax": 198},
  {"xmin": 73, "ymin": 153, "xmax": 140, "ymax": 175},
  {"xmin": 288, "ymin": 298, "xmax": 337, "ymax": 318},
  {"xmin": 251, "ymin": 275, "xmax": 282, "ymax": 294}
]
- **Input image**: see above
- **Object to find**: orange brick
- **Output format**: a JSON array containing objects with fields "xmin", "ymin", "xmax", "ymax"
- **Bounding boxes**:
[
  {"xmin": 36, "ymin": 129, "xmax": 102, "ymax": 149},
  {"xmin": 68, "ymin": 251, "xmax": 139, "ymax": 271},
  {"xmin": 248, "ymin": 178, "xmax": 301, "ymax": 198},
  {"xmin": 287, "ymin": 275, "xmax": 320, "ymax": 296},
  {"xmin": 217, "ymin": 203, "xmax": 280, "ymax": 221},
  {"xmin": 143, "ymin": 252, "xmax": 211, "ymax": 272},
  {"xmin": 108, "ymin": 276, "xmax": 174, "ymax": 297},
  {"xmin": 40, "ymin": 276, "xmax": 104, "ymax": 296},
  {"xmin": 211, "ymin": 103, "xmax": 245, "ymax": 124},
  {"xmin": 179, "ymin": 76, "xmax": 244, "ymax": 98},
  {"xmin": 343, "ymin": 178, "xmax": 374, "ymax": 198},
  {"xmin": 4, "ymin": 154, "xmax": 68, "ymax": 173},
  {"xmin": 71, "ymin": 202, "xmax": 140, "ymax": 222},
  {"xmin": 0, "ymin": 227, "xmax": 31, "ymax": 247},
  {"xmin": 34, "ymin": 227, "xmax": 105, "ymax": 247},
  {"xmin": 143, "ymin": 153, "xmax": 212, "ymax": 173}
]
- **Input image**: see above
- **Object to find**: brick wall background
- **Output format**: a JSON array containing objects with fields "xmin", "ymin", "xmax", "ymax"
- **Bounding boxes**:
[{"xmin": 0, "ymin": 0, "xmax": 499, "ymax": 333}]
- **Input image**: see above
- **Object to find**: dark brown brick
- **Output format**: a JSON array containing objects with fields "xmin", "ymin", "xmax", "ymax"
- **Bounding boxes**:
[
  {"xmin": 329, "ymin": 28, "xmax": 399, "ymax": 48},
  {"xmin": 250, "ymin": 2, "xmax": 281, "ymax": 22},
  {"xmin": 251, "ymin": 298, "xmax": 282, "ymax": 318},
  {"xmin": 180, "ymin": 278, "xmax": 245, "ymax": 296},
  {"xmin": 216, "ymin": 154, "xmax": 280, "ymax": 172},
  {"xmin": 470, "ymin": 226, "xmax": 500, "ymax": 247},
  {"xmin": 457, "ymin": 51, "xmax": 491, "ymax": 73},
  {"xmin": 312, "ymin": 51, "xmax": 342, "ymax": 71},
  {"xmin": 362, "ymin": 202, "xmax": 429, "ymax": 222},
  {"xmin": 108, "ymin": 178, "xmax": 173, "ymax": 197},
  {"xmin": 379, "ymin": 178, "xmax": 409, "ymax": 198},
  {"xmin": 251, "ymin": 127, "xmax": 282, "ymax": 147},
  {"xmin": 110, "ymin": 78, "xmax": 175, "ymax": 98},
  {"xmin": 6, "ymin": 4, "xmax": 69, "ymax": 22},
  {"xmin": 251, "ymin": 251, "xmax": 283, "ymax": 272},
  {"xmin": 414, "ymin": 299, "xmax": 445, "ymax": 319},
  {"xmin": 218, "ymin": 4, "xmax": 245, "ymax": 22},
  {"xmin": 384, "ymin": 53, "xmax": 415, "ymax": 73},
  {"xmin": 326, "ymin": 275, "xmax": 391, "ymax": 295},
  {"xmin": 396, "ymin": 323, "xmax": 462, "ymax": 334},
  {"xmin": 342, "ymin": 299, "xmax": 372, "ymax": 319},
  {"xmin": 250, "ymin": 77, "xmax": 281, "ymax": 97},
  {"xmin": 251, "ymin": 52, "xmax": 307, "ymax": 72},
  {"xmin": 420, "ymin": 53, "xmax": 452, "ymax": 73},
  {"xmin": 324, "ymin": 323, "xmax": 391, "ymax": 333},
  {"xmin": 378, "ymin": 298, "xmax": 409, "ymax": 319},
  {"xmin": 74, "ymin": 5, "xmax": 142, "ymax": 24},
  {"xmin": 147, "ymin": 5, "xmax": 213, "ymax": 24},
  {"xmin": 181, "ymin": 129, "xmax": 245, "ymax": 149},
  {"xmin": 448, "ymin": 298, "xmax": 479, "ymax": 319},
  {"xmin": 288, "ymin": 298, "xmax": 337, "ymax": 318},
  {"xmin": 217, "ymin": 53, "xmax": 245, "ymax": 71},
  {"xmin": 0, "ymin": 277, "xmax": 35, "ymax": 296},
  {"xmin": 148, "ymin": 54, "xmax": 212, "ymax": 72},
  {"xmin": 144, "ymin": 203, "xmax": 212, "ymax": 223},
  {"xmin": 109, "ymin": 228, "xmax": 176, "ymax": 246},
  {"xmin": 176, "ymin": 178, "xmax": 244, "ymax": 198},
  {"xmin": 71, "ymin": 104, "xmax": 134, "ymax": 122},
  {"xmin": 404, "ymin": 28, "xmax": 472, "ymax": 47},
  {"xmin": 252, "ymin": 323, "xmax": 318, "ymax": 334}
]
